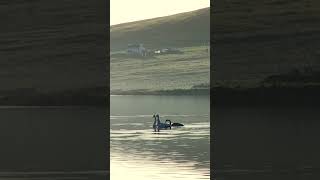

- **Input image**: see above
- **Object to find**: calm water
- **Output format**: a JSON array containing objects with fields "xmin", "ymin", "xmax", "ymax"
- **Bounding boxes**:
[
  {"xmin": 110, "ymin": 95, "xmax": 210, "ymax": 180},
  {"xmin": 0, "ymin": 106, "xmax": 108, "ymax": 180},
  {"xmin": 214, "ymin": 107, "xmax": 320, "ymax": 180}
]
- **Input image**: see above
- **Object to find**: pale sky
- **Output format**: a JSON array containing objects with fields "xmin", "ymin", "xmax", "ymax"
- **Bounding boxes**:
[{"xmin": 111, "ymin": 0, "xmax": 210, "ymax": 25}]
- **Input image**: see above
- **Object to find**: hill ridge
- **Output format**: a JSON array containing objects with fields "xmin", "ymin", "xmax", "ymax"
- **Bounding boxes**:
[{"xmin": 110, "ymin": 7, "xmax": 210, "ymax": 51}]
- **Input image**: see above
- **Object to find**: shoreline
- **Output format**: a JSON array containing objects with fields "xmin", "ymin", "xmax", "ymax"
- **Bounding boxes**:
[
  {"xmin": 212, "ymin": 86, "xmax": 320, "ymax": 107},
  {"xmin": 111, "ymin": 88, "xmax": 210, "ymax": 96},
  {"xmin": 1, "ymin": 86, "xmax": 320, "ymax": 106}
]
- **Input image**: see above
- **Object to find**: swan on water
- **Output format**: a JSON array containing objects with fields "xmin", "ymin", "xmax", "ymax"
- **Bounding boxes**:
[{"xmin": 152, "ymin": 114, "xmax": 184, "ymax": 132}]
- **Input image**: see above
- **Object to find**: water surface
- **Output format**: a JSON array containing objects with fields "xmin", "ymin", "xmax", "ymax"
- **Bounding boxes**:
[
  {"xmin": 111, "ymin": 95, "xmax": 210, "ymax": 180},
  {"xmin": 214, "ymin": 107, "xmax": 320, "ymax": 180},
  {"xmin": 0, "ymin": 106, "xmax": 108, "ymax": 180}
]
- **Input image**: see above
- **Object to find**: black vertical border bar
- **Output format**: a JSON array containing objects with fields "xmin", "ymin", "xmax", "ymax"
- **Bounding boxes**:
[
  {"xmin": 210, "ymin": 0, "xmax": 214, "ymax": 179},
  {"xmin": 0, "ymin": 0, "xmax": 110, "ymax": 177},
  {"xmin": 106, "ymin": 0, "xmax": 111, "ymax": 178}
]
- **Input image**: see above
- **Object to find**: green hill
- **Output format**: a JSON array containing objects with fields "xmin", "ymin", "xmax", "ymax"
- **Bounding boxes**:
[
  {"xmin": 110, "ymin": 8, "xmax": 210, "ymax": 93},
  {"xmin": 213, "ymin": 0, "xmax": 320, "ymax": 88},
  {"xmin": 111, "ymin": 7, "xmax": 210, "ymax": 51},
  {"xmin": 0, "ymin": 1, "xmax": 107, "ymax": 104}
]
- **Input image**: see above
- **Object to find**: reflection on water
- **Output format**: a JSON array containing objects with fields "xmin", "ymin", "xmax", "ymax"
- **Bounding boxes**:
[
  {"xmin": 111, "ymin": 95, "xmax": 210, "ymax": 180},
  {"xmin": 214, "ymin": 107, "xmax": 320, "ymax": 180},
  {"xmin": 0, "ymin": 107, "xmax": 108, "ymax": 180}
]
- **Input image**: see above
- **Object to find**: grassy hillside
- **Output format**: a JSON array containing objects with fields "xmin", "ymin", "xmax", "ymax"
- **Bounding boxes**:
[
  {"xmin": 110, "ymin": 8, "xmax": 210, "ymax": 93},
  {"xmin": 111, "ymin": 46, "xmax": 209, "ymax": 92},
  {"xmin": 0, "ymin": 1, "xmax": 107, "ymax": 94},
  {"xmin": 213, "ymin": 0, "xmax": 320, "ymax": 87},
  {"xmin": 111, "ymin": 7, "xmax": 210, "ymax": 51}
]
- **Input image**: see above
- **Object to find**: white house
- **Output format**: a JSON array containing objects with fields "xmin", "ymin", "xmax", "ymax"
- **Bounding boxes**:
[{"xmin": 127, "ymin": 44, "xmax": 146, "ymax": 56}]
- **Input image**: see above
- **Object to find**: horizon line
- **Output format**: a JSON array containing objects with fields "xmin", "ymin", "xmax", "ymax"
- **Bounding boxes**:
[{"xmin": 110, "ymin": 6, "xmax": 210, "ymax": 27}]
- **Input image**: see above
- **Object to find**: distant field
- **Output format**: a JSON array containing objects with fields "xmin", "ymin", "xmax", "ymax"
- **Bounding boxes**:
[
  {"xmin": 213, "ymin": 0, "xmax": 320, "ymax": 87},
  {"xmin": 110, "ymin": 7, "xmax": 209, "ymax": 51},
  {"xmin": 110, "ymin": 8, "xmax": 210, "ymax": 93},
  {"xmin": 0, "ymin": 0, "xmax": 106, "ymax": 93},
  {"xmin": 111, "ymin": 46, "xmax": 209, "ymax": 92}
]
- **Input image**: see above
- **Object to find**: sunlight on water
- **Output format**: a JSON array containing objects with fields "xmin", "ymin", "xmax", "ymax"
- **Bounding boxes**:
[
  {"xmin": 111, "ymin": 152, "xmax": 209, "ymax": 180},
  {"xmin": 111, "ymin": 95, "xmax": 210, "ymax": 180}
]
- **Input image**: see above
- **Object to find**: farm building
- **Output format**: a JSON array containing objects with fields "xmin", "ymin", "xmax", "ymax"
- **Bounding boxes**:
[
  {"xmin": 154, "ymin": 48, "xmax": 182, "ymax": 55},
  {"xmin": 127, "ymin": 44, "xmax": 147, "ymax": 56}
]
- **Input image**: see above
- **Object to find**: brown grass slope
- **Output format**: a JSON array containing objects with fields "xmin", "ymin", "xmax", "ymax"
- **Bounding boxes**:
[
  {"xmin": 0, "ymin": 1, "xmax": 107, "ymax": 94},
  {"xmin": 111, "ymin": 7, "xmax": 210, "ymax": 51},
  {"xmin": 213, "ymin": 0, "xmax": 320, "ymax": 87}
]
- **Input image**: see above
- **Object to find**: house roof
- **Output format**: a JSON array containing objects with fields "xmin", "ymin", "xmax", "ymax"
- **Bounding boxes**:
[{"xmin": 128, "ymin": 44, "xmax": 142, "ymax": 48}]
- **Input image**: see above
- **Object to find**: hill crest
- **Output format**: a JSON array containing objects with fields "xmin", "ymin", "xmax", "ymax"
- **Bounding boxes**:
[{"xmin": 110, "ymin": 7, "xmax": 210, "ymax": 51}]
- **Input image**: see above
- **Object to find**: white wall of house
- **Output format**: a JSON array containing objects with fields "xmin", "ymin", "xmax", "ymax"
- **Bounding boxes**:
[{"xmin": 127, "ymin": 44, "xmax": 146, "ymax": 56}]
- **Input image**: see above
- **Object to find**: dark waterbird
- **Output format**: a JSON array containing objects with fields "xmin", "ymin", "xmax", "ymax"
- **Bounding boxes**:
[
  {"xmin": 153, "ymin": 114, "xmax": 184, "ymax": 132},
  {"xmin": 165, "ymin": 119, "xmax": 184, "ymax": 127}
]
